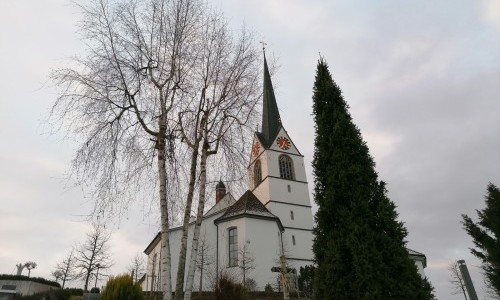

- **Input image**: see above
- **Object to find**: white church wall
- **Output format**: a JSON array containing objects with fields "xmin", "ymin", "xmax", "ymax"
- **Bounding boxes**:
[
  {"xmin": 266, "ymin": 202, "xmax": 314, "ymax": 230},
  {"xmin": 265, "ymin": 178, "xmax": 310, "ymax": 207},
  {"xmin": 281, "ymin": 229, "xmax": 314, "ymax": 261},
  {"xmin": 143, "ymin": 211, "xmax": 223, "ymax": 292},
  {"xmin": 215, "ymin": 217, "xmax": 283, "ymax": 291}
]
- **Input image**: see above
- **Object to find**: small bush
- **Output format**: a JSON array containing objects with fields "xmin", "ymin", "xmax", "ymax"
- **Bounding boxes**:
[
  {"xmin": 215, "ymin": 276, "xmax": 246, "ymax": 300},
  {"xmin": 66, "ymin": 288, "xmax": 84, "ymax": 296},
  {"xmin": 101, "ymin": 274, "xmax": 143, "ymax": 300},
  {"xmin": 264, "ymin": 283, "xmax": 273, "ymax": 293}
]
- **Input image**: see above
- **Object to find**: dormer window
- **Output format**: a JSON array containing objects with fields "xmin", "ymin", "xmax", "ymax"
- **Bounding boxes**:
[
  {"xmin": 254, "ymin": 160, "xmax": 262, "ymax": 187},
  {"xmin": 279, "ymin": 155, "xmax": 295, "ymax": 180}
]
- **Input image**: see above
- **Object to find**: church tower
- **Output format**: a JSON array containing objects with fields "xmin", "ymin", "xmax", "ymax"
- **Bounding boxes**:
[{"xmin": 248, "ymin": 55, "xmax": 314, "ymax": 265}]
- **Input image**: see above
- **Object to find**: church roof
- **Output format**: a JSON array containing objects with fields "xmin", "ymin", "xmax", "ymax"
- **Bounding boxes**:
[
  {"xmin": 214, "ymin": 190, "xmax": 284, "ymax": 231},
  {"xmin": 260, "ymin": 54, "xmax": 283, "ymax": 147}
]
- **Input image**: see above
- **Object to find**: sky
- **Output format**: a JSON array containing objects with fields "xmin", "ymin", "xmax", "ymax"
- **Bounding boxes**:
[{"xmin": 1, "ymin": 0, "xmax": 500, "ymax": 299}]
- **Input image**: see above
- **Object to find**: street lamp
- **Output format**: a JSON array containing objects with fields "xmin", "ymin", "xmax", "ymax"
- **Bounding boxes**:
[{"xmin": 94, "ymin": 264, "xmax": 101, "ymax": 289}]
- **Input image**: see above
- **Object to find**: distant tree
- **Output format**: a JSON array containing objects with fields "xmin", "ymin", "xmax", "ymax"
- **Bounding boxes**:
[
  {"xmin": 448, "ymin": 261, "xmax": 468, "ymax": 299},
  {"xmin": 25, "ymin": 262, "xmax": 37, "ymax": 277},
  {"xmin": 462, "ymin": 183, "xmax": 500, "ymax": 298},
  {"xmin": 52, "ymin": 270, "xmax": 64, "ymax": 283},
  {"xmin": 128, "ymin": 253, "xmax": 145, "ymax": 284},
  {"xmin": 53, "ymin": 248, "xmax": 76, "ymax": 288},
  {"xmin": 311, "ymin": 58, "xmax": 434, "ymax": 299},
  {"xmin": 74, "ymin": 223, "xmax": 113, "ymax": 291}
]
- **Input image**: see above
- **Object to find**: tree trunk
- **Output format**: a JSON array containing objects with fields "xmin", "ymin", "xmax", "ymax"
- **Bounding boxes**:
[
  {"xmin": 184, "ymin": 145, "xmax": 209, "ymax": 300},
  {"xmin": 174, "ymin": 142, "xmax": 200, "ymax": 300},
  {"xmin": 158, "ymin": 129, "xmax": 173, "ymax": 300},
  {"xmin": 84, "ymin": 270, "xmax": 90, "ymax": 292}
]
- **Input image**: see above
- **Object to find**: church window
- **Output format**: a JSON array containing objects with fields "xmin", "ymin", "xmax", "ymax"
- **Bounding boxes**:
[
  {"xmin": 290, "ymin": 210, "xmax": 294, "ymax": 220},
  {"xmin": 254, "ymin": 160, "xmax": 262, "ymax": 187},
  {"xmin": 228, "ymin": 227, "xmax": 238, "ymax": 267},
  {"xmin": 292, "ymin": 235, "xmax": 296, "ymax": 246},
  {"xmin": 279, "ymin": 155, "xmax": 295, "ymax": 180}
]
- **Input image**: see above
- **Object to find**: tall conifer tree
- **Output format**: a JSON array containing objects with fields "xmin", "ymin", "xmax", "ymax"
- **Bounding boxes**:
[
  {"xmin": 462, "ymin": 183, "xmax": 500, "ymax": 297},
  {"xmin": 311, "ymin": 58, "xmax": 433, "ymax": 299}
]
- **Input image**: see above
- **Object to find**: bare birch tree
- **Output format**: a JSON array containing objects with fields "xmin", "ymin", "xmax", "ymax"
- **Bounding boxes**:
[
  {"xmin": 172, "ymin": 9, "xmax": 260, "ymax": 300},
  {"xmin": 53, "ymin": 248, "xmax": 76, "ymax": 288},
  {"xmin": 51, "ymin": 0, "xmax": 217, "ymax": 299},
  {"xmin": 74, "ymin": 223, "xmax": 113, "ymax": 291},
  {"xmin": 180, "ymin": 24, "xmax": 260, "ymax": 300}
]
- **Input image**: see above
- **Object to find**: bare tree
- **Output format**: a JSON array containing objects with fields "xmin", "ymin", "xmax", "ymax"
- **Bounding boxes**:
[
  {"xmin": 196, "ymin": 231, "xmax": 214, "ymax": 294},
  {"xmin": 25, "ymin": 262, "xmax": 37, "ymax": 277},
  {"xmin": 238, "ymin": 243, "xmax": 255, "ymax": 289},
  {"xmin": 180, "ymin": 18, "xmax": 260, "ymax": 300},
  {"xmin": 128, "ymin": 253, "xmax": 145, "ymax": 283},
  {"xmin": 51, "ymin": 0, "xmax": 260, "ymax": 299},
  {"xmin": 449, "ymin": 261, "xmax": 468, "ymax": 299},
  {"xmin": 50, "ymin": 0, "xmax": 219, "ymax": 299},
  {"xmin": 53, "ymin": 248, "xmax": 76, "ymax": 288},
  {"xmin": 74, "ymin": 223, "xmax": 113, "ymax": 291},
  {"xmin": 52, "ymin": 270, "xmax": 64, "ymax": 283}
]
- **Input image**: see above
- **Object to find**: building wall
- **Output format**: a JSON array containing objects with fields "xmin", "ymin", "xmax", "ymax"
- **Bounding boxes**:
[
  {"xmin": 216, "ymin": 217, "xmax": 283, "ymax": 291},
  {"xmin": 0, "ymin": 280, "xmax": 58, "ymax": 296},
  {"xmin": 142, "ymin": 211, "xmax": 222, "ymax": 292}
]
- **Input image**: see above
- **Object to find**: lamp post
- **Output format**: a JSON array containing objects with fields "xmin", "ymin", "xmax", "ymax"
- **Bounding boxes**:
[{"xmin": 94, "ymin": 263, "xmax": 101, "ymax": 289}]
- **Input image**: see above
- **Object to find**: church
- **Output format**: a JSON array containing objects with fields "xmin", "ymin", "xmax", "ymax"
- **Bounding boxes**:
[{"xmin": 141, "ymin": 57, "xmax": 427, "ymax": 293}]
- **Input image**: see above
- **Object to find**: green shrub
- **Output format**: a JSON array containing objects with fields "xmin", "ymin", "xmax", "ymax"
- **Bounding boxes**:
[
  {"xmin": 264, "ymin": 283, "xmax": 273, "ymax": 293},
  {"xmin": 215, "ymin": 275, "xmax": 246, "ymax": 300},
  {"xmin": 101, "ymin": 274, "xmax": 143, "ymax": 300}
]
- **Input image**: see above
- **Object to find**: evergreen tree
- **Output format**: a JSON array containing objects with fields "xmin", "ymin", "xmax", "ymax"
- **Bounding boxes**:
[
  {"xmin": 462, "ymin": 183, "xmax": 500, "ymax": 297},
  {"xmin": 311, "ymin": 58, "xmax": 434, "ymax": 299}
]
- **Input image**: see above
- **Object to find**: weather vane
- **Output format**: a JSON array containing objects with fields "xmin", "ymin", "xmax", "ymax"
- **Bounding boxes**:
[{"xmin": 260, "ymin": 40, "xmax": 267, "ymax": 52}]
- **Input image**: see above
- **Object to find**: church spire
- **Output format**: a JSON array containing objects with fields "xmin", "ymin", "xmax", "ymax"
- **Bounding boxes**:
[{"xmin": 261, "ymin": 53, "xmax": 282, "ymax": 146}]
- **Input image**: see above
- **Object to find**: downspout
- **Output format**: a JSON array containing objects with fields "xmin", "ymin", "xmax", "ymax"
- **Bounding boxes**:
[{"xmin": 216, "ymin": 223, "xmax": 219, "ymax": 287}]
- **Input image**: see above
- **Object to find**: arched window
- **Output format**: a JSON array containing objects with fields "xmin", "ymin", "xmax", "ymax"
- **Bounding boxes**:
[
  {"xmin": 279, "ymin": 155, "xmax": 295, "ymax": 180},
  {"xmin": 228, "ymin": 227, "xmax": 238, "ymax": 267},
  {"xmin": 254, "ymin": 160, "xmax": 262, "ymax": 187}
]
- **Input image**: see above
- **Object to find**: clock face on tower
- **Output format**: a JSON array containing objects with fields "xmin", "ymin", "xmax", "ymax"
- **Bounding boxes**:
[
  {"xmin": 252, "ymin": 142, "xmax": 261, "ymax": 157},
  {"xmin": 276, "ymin": 136, "xmax": 291, "ymax": 150}
]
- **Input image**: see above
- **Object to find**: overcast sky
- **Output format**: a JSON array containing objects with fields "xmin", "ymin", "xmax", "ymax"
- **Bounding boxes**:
[{"xmin": 1, "ymin": 1, "xmax": 500, "ymax": 299}]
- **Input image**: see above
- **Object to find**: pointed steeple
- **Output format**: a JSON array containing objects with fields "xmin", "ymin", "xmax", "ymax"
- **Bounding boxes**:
[{"xmin": 261, "ymin": 53, "xmax": 282, "ymax": 146}]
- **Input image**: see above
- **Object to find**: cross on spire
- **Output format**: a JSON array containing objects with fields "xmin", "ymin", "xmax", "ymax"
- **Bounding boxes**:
[{"xmin": 260, "ymin": 41, "xmax": 267, "ymax": 52}]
